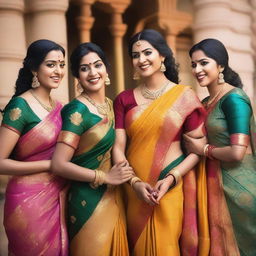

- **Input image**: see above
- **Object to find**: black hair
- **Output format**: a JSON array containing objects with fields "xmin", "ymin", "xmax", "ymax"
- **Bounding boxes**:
[
  {"xmin": 14, "ymin": 39, "xmax": 65, "ymax": 97},
  {"xmin": 128, "ymin": 29, "xmax": 179, "ymax": 83},
  {"xmin": 189, "ymin": 38, "xmax": 243, "ymax": 88},
  {"xmin": 70, "ymin": 42, "xmax": 110, "ymax": 78}
]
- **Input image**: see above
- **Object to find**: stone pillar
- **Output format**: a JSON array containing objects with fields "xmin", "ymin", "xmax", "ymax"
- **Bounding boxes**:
[
  {"xmin": 109, "ymin": 10, "xmax": 127, "ymax": 94},
  {"xmin": 0, "ymin": 0, "xmax": 26, "ymax": 110},
  {"xmin": 192, "ymin": 0, "xmax": 254, "ymax": 100},
  {"xmin": 76, "ymin": 0, "xmax": 95, "ymax": 42},
  {"xmin": 25, "ymin": 0, "xmax": 69, "ymax": 103}
]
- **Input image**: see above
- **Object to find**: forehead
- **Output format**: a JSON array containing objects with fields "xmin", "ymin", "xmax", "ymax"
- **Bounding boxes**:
[
  {"xmin": 80, "ymin": 52, "xmax": 101, "ymax": 64},
  {"xmin": 132, "ymin": 40, "xmax": 155, "ymax": 52},
  {"xmin": 191, "ymin": 50, "xmax": 211, "ymax": 61},
  {"xmin": 44, "ymin": 50, "xmax": 64, "ymax": 61}
]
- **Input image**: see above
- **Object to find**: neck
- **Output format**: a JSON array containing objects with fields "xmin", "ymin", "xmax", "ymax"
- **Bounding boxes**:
[
  {"xmin": 207, "ymin": 82, "xmax": 223, "ymax": 98},
  {"xmin": 143, "ymin": 72, "xmax": 168, "ymax": 90},
  {"xmin": 32, "ymin": 87, "xmax": 51, "ymax": 103},
  {"xmin": 83, "ymin": 89, "xmax": 105, "ymax": 104}
]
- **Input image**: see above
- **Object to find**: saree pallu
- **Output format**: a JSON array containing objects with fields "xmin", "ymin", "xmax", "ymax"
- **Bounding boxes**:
[
  {"xmin": 4, "ymin": 101, "xmax": 68, "ymax": 256},
  {"xmin": 65, "ymin": 116, "xmax": 129, "ymax": 256},
  {"xmin": 125, "ymin": 85, "xmax": 210, "ymax": 256},
  {"xmin": 205, "ymin": 91, "xmax": 256, "ymax": 256}
]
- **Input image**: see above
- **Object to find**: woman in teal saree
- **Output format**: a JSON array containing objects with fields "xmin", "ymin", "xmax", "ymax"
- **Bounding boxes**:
[
  {"xmin": 51, "ymin": 42, "xmax": 133, "ymax": 256},
  {"xmin": 185, "ymin": 38, "xmax": 256, "ymax": 255}
]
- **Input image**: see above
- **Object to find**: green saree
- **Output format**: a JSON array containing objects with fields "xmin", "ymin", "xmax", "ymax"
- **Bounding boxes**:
[
  {"xmin": 205, "ymin": 88, "xmax": 256, "ymax": 256},
  {"xmin": 58, "ymin": 99, "xmax": 129, "ymax": 256}
]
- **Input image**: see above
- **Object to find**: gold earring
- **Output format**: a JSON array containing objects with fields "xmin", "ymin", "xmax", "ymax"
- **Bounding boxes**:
[
  {"xmin": 133, "ymin": 71, "xmax": 140, "ymax": 80},
  {"xmin": 105, "ymin": 75, "xmax": 111, "ymax": 86},
  {"xmin": 218, "ymin": 72, "xmax": 225, "ymax": 84},
  {"xmin": 32, "ymin": 74, "xmax": 40, "ymax": 88},
  {"xmin": 77, "ymin": 82, "xmax": 84, "ymax": 93},
  {"xmin": 160, "ymin": 62, "xmax": 166, "ymax": 72}
]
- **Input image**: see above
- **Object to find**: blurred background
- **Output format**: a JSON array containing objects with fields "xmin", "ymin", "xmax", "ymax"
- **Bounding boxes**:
[{"xmin": 0, "ymin": 0, "xmax": 255, "ymax": 254}]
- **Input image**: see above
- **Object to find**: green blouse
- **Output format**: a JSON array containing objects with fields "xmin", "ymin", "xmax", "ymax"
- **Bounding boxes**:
[{"xmin": 2, "ymin": 97, "xmax": 41, "ymax": 135}]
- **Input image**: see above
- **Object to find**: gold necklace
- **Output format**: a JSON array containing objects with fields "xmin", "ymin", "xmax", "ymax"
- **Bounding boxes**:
[
  {"xmin": 205, "ymin": 87, "xmax": 224, "ymax": 109},
  {"xmin": 30, "ymin": 90, "xmax": 53, "ymax": 112},
  {"xmin": 81, "ymin": 93, "xmax": 111, "ymax": 116},
  {"xmin": 141, "ymin": 81, "xmax": 169, "ymax": 100}
]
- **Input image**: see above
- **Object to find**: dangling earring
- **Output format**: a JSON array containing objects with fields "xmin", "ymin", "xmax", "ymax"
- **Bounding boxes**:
[
  {"xmin": 133, "ymin": 71, "xmax": 140, "ymax": 80},
  {"xmin": 218, "ymin": 72, "xmax": 225, "ymax": 84},
  {"xmin": 32, "ymin": 74, "xmax": 40, "ymax": 88},
  {"xmin": 160, "ymin": 62, "xmax": 166, "ymax": 72},
  {"xmin": 77, "ymin": 82, "xmax": 84, "ymax": 93},
  {"xmin": 105, "ymin": 74, "xmax": 111, "ymax": 86}
]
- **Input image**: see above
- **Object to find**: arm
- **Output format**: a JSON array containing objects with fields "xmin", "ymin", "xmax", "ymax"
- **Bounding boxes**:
[
  {"xmin": 0, "ymin": 126, "xmax": 50, "ymax": 175},
  {"xmin": 112, "ymin": 129, "xmax": 128, "ymax": 164},
  {"xmin": 51, "ymin": 142, "xmax": 133, "ymax": 185}
]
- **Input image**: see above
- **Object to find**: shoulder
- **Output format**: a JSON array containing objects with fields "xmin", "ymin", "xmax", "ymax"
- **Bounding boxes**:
[
  {"xmin": 115, "ymin": 89, "xmax": 134, "ymax": 101},
  {"xmin": 62, "ymin": 99, "xmax": 89, "ymax": 115},
  {"xmin": 221, "ymin": 88, "xmax": 251, "ymax": 106}
]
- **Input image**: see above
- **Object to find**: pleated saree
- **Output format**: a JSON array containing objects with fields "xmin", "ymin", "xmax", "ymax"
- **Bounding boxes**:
[
  {"xmin": 115, "ymin": 85, "xmax": 210, "ymax": 256},
  {"xmin": 58, "ymin": 99, "xmax": 129, "ymax": 256}
]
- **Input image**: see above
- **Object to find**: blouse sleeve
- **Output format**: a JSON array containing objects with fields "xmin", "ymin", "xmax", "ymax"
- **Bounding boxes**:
[
  {"xmin": 57, "ymin": 103, "xmax": 86, "ymax": 149},
  {"xmin": 1, "ymin": 97, "xmax": 28, "ymax": 135},
  {"xmin": 221, "ymin": 93, "xmax": 252, "ymax": 146},
  {"xmin": 113, "ymin": 93, "xmax": 126, "ymax": 129}
]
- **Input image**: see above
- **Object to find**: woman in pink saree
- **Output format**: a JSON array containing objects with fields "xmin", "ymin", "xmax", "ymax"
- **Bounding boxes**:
[{"xmin": 0, "ymin": 39, "xmax": 68, "ymax": 255}]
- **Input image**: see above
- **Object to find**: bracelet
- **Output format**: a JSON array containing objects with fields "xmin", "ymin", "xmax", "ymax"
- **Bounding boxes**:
[
  {"xmin": 203, "ymin": 144, "xmax": 209, "ymax": 156},
  {"xmin": 165, "ymin": 168, "xmax": 182, "ymax": 189},
  {"xmin": 91, "ymin": 169, "xmax": 106, "ymax": 188},
  {"xmin": 129, "ymin": 176, "xmax": 142, "ymax": 188}
]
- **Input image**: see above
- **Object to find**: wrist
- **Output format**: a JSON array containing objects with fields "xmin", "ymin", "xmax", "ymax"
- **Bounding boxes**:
[
  {"xmin": 90, "ymin": 169, "xmax": 106, "ymax": 188},
  {"xmin": 129, "ymin": 176, "xmax": 142, "ymax": 188}
]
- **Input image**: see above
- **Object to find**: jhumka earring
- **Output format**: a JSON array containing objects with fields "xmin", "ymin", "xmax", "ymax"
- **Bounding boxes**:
[
  {"xmin": 105, "ymin": 75, "xmax": 111, "ymax": 86},
  {"xmin": 77, "ymin": 82, "xmax": 84, "ymax": 93},
  {"xmin": 160, "ymin": 62, "xmax": 166, "ymax": 72},
  {"xmin": 32, "ymin": 74, "xmax": 40, "ymax": 88},
  {"xmin": 133, "ymin": 71, "xmax": 140, "ymax": 80},
  {"xmin": 218, "ymin": 71, "xmax": 225, "ymax": 84}
]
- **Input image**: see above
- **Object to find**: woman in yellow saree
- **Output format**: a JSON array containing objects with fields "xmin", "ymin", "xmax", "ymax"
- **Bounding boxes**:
[
  {"xmin": 113, "ymin": 29, "xmax": 210, "ymax": 255},
  {"xmin": 51, "ymin": 42, "xmax": 133, "ymax": 256}
]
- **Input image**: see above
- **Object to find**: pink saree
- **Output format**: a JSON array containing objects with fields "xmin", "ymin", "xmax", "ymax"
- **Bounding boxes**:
[{"xmin": 3, "ymin": 101, "xmax": 68, "ymax": 256}]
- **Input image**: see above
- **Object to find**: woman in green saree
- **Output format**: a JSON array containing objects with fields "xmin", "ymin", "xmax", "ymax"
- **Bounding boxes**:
[
  {"xmin": 51, "ymin": 42, "xmax": 133, "ymax": 256},
  {"xmin": 185, "ymin": 38, "xmax": 256, "ymax": 255}
]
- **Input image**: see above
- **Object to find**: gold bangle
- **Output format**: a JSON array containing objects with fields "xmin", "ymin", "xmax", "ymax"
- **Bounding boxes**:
[
  {"xmin": 91, "ymin": 169, "xmax": 106, "ymax": 188},
  {"xmin": 203, "ymin": 144, "xmax": 209, "ymax": 156},
  {"xmin": 129, "ymin": 176, "xmax": 142, "ymax": 188}
]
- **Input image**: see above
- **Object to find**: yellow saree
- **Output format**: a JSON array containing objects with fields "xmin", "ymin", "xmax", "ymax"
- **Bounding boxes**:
[{"xmin": 124, "ymin": 85, "xmax": 210, "ymax": 255}]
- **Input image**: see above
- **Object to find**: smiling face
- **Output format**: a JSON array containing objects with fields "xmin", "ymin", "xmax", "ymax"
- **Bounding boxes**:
[
  {"xmin": 36, "ymin": 50, "xmax": 65, "ymax": 90},
  {"xmin": 131, "ymin": 40, "xmax": 164, "ymax": 79},
  {"xmin": 191, "ymin": 50, "xmax": 223, "ymax": 88},
  {"xmin": 78, "ymin": 51, "xmax": 107, "ymax": 93}
]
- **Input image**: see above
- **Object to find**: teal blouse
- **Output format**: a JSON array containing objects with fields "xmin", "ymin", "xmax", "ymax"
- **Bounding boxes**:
[{"xmin": 2, "ymin": 97, "xmax": 41, "ymax": 135}]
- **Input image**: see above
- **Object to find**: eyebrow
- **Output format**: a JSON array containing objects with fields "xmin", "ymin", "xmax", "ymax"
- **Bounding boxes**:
[
  {"xmin": 192, "ymin": 58, "xmax": 209, "ymax": 62},
  {"xmin": 132, "ymin": 47, "xmax": 152, "ymax": 54},
  {"xmin": 45, "ymin": 59, "xmax": 65, "ymax": 63},
  {"xmin": 80, "ymin": 59, "xmax": 102, "ymax": 66}
]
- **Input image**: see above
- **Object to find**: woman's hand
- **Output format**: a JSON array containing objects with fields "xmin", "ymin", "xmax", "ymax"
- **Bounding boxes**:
[
  {"xmin": 183, "ymin": 134, "xmax": 207, "ymax": 155},
  {"xmin": 153, "ymin": 175, "xmax": 175, "ymax": 203},
  {"xmin": 133, "ymin": 181, "xmax": 158, "ymax": 206},
  {"xmin": 105, "ymin": 161, "xmax": 134, "ymax": 185}
]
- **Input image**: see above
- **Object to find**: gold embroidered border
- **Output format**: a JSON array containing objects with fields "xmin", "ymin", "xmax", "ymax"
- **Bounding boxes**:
[
  {"xmin": 58, "ymin": 131, "xmax": 80, "ymax": 150},
  {"xmin": 230, "ymin": 133, "xmax": 250, "ymax": 146},
  {"xmin": 1, "ymin": 123, "xmax": 21, "ymax": 135}
]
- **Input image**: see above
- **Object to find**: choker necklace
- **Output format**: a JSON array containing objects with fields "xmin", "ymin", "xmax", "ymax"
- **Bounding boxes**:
[
  {"xmin": 141, "ymin": 81, "xmax": 169, "ymax": 100},
  {"xmin": 81, "ymin": 93, "xmax": 112, "ymax": 116},
  {"xmin": 30, "ymin": 90, "xmax": 53, "ymax": 112}
]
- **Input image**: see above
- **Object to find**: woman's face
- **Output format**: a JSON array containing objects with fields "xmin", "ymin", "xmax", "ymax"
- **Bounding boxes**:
[
  {"xmin": 36, "ymin": 50, "xmax": 65, "ymax": 90},
  {"xmin": 78, "ymin": 51, "xmax": 107, "ymax": 93},
  {"xmin": 131, "ymin": 40, "xmax": 164, "ymax": 78},
  {"xmin": 191, "ymin": 50, "xmax": 222, "ymax": 87}
]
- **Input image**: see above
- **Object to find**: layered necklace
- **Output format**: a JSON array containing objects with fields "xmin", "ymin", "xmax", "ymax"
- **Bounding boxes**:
[
  {"xmin": 141, "ymin": 81, "xmax": 169, "ymax": 100},
  {"xmin": 30, "ymin": 90, "xmax": 54, "ymax": 112},
  {"xmin": 81, "ymin": 92, "xmax": 112, "ymax": 117}
]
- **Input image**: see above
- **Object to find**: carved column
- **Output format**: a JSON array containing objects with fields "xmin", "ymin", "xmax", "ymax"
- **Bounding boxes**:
[
  {"xmin": 109, "ymin": 10, "xmax": 127, "ymax": 94},
  {"xmin": 0, "ymin": 0, "xmax": 26, "ymax": 110},
  {"xmin": 76, "ymin": 0, "xmax": 95, "ymax": 42},
  {"xmin": 25, "ymin": 0, "xmax": 69, "ymax": 103}
]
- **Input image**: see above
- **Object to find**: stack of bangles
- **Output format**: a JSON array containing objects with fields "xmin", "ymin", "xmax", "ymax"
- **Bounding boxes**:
[
  {"xmin": 129, "ymin": 176, "xmax": 142, "ymax": 188},
  {"xmin": 165, "ymin": 169, "xmax": 181, "ymax": 189},
  {"xmin": 91, "ymin": 169, "xmax": 106, "ymax": 188},
  {"xmin": 203, "ymin": 144, "xmax": 216, "ymax": 160}
]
